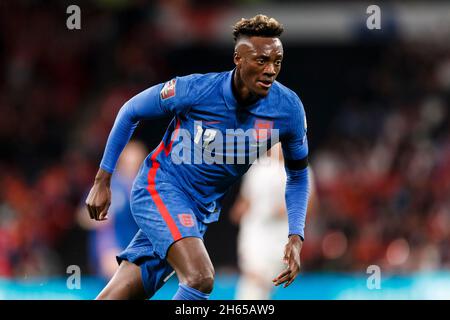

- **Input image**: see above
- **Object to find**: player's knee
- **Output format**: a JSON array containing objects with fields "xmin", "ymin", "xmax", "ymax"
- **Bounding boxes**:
[{"xmin": 184, "ymin": 269, "xmax": 215, "ymax": 293}]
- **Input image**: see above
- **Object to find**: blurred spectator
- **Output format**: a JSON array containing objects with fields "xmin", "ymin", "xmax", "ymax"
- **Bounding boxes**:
[
  {"xmin": 76, "ymin": 141, "xmax": 146, "ymax": 279},
  {"xmin": 230, "ymin": 143, "xmax": 318, "ymax": 299}
]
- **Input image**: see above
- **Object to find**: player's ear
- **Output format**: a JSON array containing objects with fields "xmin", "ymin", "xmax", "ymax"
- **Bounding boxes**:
[{"xmin": 233, "ymin": 50, "xmax": 241, "ymax": 66}]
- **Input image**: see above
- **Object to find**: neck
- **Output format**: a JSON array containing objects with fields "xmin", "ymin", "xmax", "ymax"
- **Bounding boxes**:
[{"xmin": 232, "ymin": 69, "xmax": 258, "ymax": 106}]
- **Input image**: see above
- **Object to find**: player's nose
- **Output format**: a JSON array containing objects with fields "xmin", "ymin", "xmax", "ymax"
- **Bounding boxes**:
[{"xmin": 263, "ymin": 63, "xmax": 276, "ymax": 77}]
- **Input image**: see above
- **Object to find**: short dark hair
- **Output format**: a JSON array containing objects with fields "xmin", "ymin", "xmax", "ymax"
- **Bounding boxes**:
[{"xmin": 232, "ymin": 14, "xmax": 284, "ymax": 42}]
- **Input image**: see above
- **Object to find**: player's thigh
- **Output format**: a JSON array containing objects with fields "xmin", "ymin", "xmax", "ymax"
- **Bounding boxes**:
[
  {"xmin": 130, "ymin": 182, "xmax": 208, "ymax": 261},
  {"xmin": 166, "ymin": 237, "xmax": 214, "ymax": 293},
  {"xmin": 130, "ymin": 182, "xmax": 212, "ymax": 289},
  {"xmin": 96, "ymin": 260, "xmax": 147, "ymax": 300}
]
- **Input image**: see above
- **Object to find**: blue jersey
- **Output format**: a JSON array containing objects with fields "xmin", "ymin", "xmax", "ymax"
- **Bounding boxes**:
[{"xmin": 100, "ymin": 69, "xmax": 309, "ymax": 238}]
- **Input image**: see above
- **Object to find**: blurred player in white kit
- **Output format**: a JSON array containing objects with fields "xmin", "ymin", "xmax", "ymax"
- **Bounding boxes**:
[{"xmin": 230, "ymin": 143, "xmax": 316, "ymax": 300}]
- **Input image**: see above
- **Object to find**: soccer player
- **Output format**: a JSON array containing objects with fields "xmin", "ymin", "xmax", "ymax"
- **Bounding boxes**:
[{"xmin": 85, "ymin": 14, "xmax": 310, "ymax": 300}]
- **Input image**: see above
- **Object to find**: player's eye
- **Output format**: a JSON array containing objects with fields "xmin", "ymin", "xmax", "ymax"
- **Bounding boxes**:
[
  {"xmin": 275, "ymin": 60, "xmax": 282, "ymax": 66},
  {"xmin": 256, "ymin": 58, "xmax": 265, "ymax": 65}
]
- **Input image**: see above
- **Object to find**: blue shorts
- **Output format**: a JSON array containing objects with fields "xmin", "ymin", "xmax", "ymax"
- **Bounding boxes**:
[{"xmin": 117, "ymin": 177, "xmax": 208, "ymax": 297}]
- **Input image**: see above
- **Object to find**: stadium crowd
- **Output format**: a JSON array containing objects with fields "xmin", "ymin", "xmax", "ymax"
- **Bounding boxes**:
[
  {"xmin": 305, "ymin": 43, "xmax": 450, "ymax": 272},
  {"xmin": 0, "ymin": 1, "xmax": 449, "ymax": 277}
]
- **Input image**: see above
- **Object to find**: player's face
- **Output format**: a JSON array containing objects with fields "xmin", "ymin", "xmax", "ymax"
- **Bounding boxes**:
[{"xmin": 234, "ymin": 37, "xmax": 283, "ymax": 98}]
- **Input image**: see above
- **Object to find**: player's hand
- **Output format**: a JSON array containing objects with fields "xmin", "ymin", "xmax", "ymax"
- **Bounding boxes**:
[
  {"xmin": 85, "ymin": 169, "xmax": 112, "ymax": 221},
  {"xmin": 272, "ymin": 234, "xmax": 303, "ymax": 288}
]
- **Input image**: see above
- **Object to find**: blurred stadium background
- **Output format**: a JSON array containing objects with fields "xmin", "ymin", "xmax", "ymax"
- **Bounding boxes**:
[{"xmin": 1, "ymin": 0, "xmax": 450, "ymax": 299}]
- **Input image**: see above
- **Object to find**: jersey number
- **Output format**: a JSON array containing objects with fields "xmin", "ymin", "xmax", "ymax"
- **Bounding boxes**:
[{"xmin": 194, "ymin": 125, "xmax": 217, "ymax": 148}]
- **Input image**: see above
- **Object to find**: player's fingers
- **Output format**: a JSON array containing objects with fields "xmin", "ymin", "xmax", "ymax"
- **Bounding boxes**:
[
  {"xmin": 272, "ymin": 269, "xmax": 290, "ymax": 282},
  {"xmin": 285, "ymin": 262, "xmax": 299, "ymax": 287},
  {"xmin": 98, "ymin": 206, "xmax": 110, "ymax": 221},
  {"xmin": 86, "ymin": 204, "xmax": 96, "ymax": 220},
  {"xmin": 99, "ymin": 201, "xmax": 111, "ymax": 220},
  {"xmin": 91, "ymin": 206, "xmax": 99, "ymax": 220},
  {"xmin": 273, "ymin": 268, "xmax": 292, "ymax": 286},
  {"xmin": 92, "ymin": 202, "xmax": 106, "ymax": 221},
  {"xmin": 88, "ymin": 207, "xmax": 94, "ymax": 220},
  {"xmin": 274, "ymin": 272, "xmax": 291, "ymax": 286},
  {"xmin": 98, "ymin": 212, "xmax": 108, "ymax": 221},
  {"xmin": 94, "ymin": 207, "xmax": 103, "ymax": 220},
  {"xmin": 289, "ymin": 255, "xmax": 300, "ymax": 275}
]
